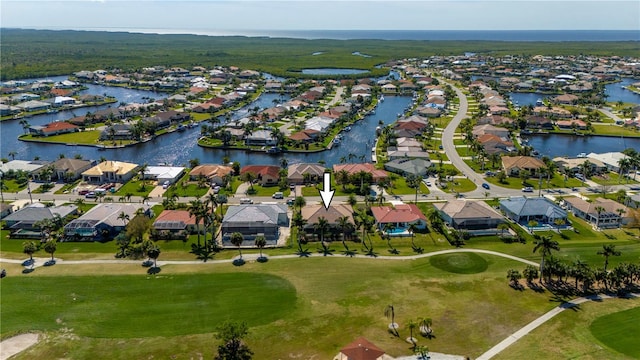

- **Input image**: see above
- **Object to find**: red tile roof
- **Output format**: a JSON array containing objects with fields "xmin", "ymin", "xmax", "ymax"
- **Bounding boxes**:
[
  {"xmin": 371, "ymin": 204, "xmax": 426, "ymax": 224},
  {"xmin": 240, "ymin": 165, "xmax": 281, "ymax": 179},
  {"xmin": 155, "ymin": 210, "xmax": 202, "ymax": 225},
  {"xmin": 340, "ymin": 337, "xmax": 385, "ymax": 360},
  {"xmin": 43, "ymin": 121, "xmax": 79, "ymax": 133}
]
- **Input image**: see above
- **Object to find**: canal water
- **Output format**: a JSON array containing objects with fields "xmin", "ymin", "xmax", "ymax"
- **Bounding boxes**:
[
  {"xmin": 1, "ymin": 76, "xmax": 412, "ymax": 167},
  {"xmin": 527, "ymin": 134, "xmax": 640, "ymax": 159}
]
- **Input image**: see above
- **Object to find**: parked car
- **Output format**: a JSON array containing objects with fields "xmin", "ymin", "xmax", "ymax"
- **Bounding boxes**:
[
  {"xmin": 425, "ymin": 181, "xmax": 432, "ymax": 187},
  {"xmin": 522, "ymin": 187, "xmax": 534, "ymax": 192},
  {"xmin": 272, "ymin": 192, "xmax": 284, "ymax": 199},
  {"xmin": 286, "ymin": 198, "xmax": 295, "ymax": 206},
  {"xmin": 78, "ymin": 189, "xmax": 89, "ymax": 195},
  {"xmin": 239, "ymin": 198, "xmax": 253, "ymax": 204},
  {"xmin": 482, "ymin": 183, "xmax": 490, "ymax": 190},
  {"xmin": 85, "ymin": 191, "xmax": 96, "ymax": 198}
]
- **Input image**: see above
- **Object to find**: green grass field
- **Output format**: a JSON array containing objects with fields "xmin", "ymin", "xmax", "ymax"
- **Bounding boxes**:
[
  {"xmin": 494, "ymin": 298, "xmax": 640, "ymax": 360},
  {"xmin": 590, "ymin": 306, "xmax": 640, "ymax": 358},
  {"xmin": 1, "ymin": 254, "xmax": 555, "ymax": 359},
  {"xmin": 429, "ymin": 252, "xmax": 488, "ymax": 274}
]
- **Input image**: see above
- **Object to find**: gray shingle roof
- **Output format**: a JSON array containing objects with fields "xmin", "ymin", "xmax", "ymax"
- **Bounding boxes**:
[
  {"xmin": 223, "ymin": 204, "xmax": 287, "ymax": 225},
  {"xmin": 500, "ymin": 197, "xmax": 566, "ymax": 218}
]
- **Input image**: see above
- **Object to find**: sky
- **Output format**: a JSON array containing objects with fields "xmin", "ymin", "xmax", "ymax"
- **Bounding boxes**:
[{"xmin": 1, "ymin": 0, "xmax": 639, "ymax": 34}]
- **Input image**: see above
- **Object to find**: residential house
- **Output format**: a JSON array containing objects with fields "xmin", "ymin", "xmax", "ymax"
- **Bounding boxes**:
[
  {"xmin": 334, "ymin": 337, "xmax": 391, "ymax": 360},
  {"xmin": 301, "ymin": 204, "xmax": 354, "ymax": 234},
  {"xmin": 502, "ymin": 156, "xmax": 546, "ymax": 176},
  {"xmin": 415, "ymin": 106, "xmax": 442, "ymax": 118},
  {"xmin": 287, "ymin": 163, "xmax": 326, "ymax": 185},
  {"xmin": 0, "ymin": 160, "xmax": 47, "ymax": 176},
  {"xmin": 99, "ymin": 124, "xmax": 133, "ymax": 140},
  {"xmin": 500, "ymin": 197, "xmax": 568, "ymax": 227},
  {"xmin": 371, "ymin": 204, "xmax": 427, "ymax": 235},
  {"xmin": 556, "ymin": 120, "xmax": 588, "ymax": 130},
  {"xmin": 333, "ymin": 163, "xmax": 388, "ymax": 183},
  {"xmin": 143, "ymin": 166, "xmax": 185, "ymax": 185},
  {"xmin": 16, "ymin": 100, "xmax": 50, "ymax": 112},
  {"xmin": 563, "ymin": 197, "xmax": 629, "ymax": 229},
  {"xmin": 221, "ymin": 204, "xmax": 289, "ymax": 244},
  {"xmin": 29, "ymin": 121, "xmax": 79, "ymax": 137},
  {"xmin": 473, "ymin": 124, "xmax": 510, "ymax": 138},
  {"xmin": 526, "ymin": 116, "xmax": 554, "ymax": 129},
  {"xmin": 477, "ymin": 134, "xmax": 515, "ymax": 155},
  {"xmin": 34, "ymin": 158, "xmax": 94, "ymax": 182},
  {"xmin": 0, "ymin": 203, "xmax": 13, "ymax": 219},
  {"xmin": 53, "ymin": 96, "xmax": 76, "ymax": 107},
  {"xmin": 587, "ymin": 152, "xmax": 628, "ymax": 172},
  {"xmin": 189, "ymin": 164, "xmax": 234, "ymax": 185},
  {"xmin": 245, "ymin": 130, "xmax": 277, "ymax": 146},
  {"xmin": 240, "ymin": 165, "xmax": 281, "ymax": 186},
  {"xmin": 553, "ymin": 157, "xmax": 606, "ymax": 175},
  {"xmin": 64, "ymin": 203, "xmax": 151, "ymax": 241},
  {"xmin": 82, "ymin": 161, "xmax": 138, "ymax": 183},
  {"xmin": 305, "ymin": 116, "xmax": 335, "ymax": 133},
  {"xmin": 4, "ymin": 203, "xmax": 77, "ymax": 236},
  {"xmin": 553, "ymin": 94, "xmax": 579, "ymax": 105},
  {"xmin": 384, "ymin": 158, "xmax": 432, "ymax": 177},
  {"xmin": 434, "ymin": 200, "xmax": 504, "ymax": 233},
  {"xmin": 153, "ymin": 209, "xmax": 203, "ymax": 234},
  {"xmin": 288, "ymin": 129, "xmax": 319, "ymax": 143}
]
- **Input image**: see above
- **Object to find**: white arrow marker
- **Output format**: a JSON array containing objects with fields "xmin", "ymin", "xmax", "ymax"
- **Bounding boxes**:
[{"xmin": 319, "ymin": 172, "xmax": 335, "ymax": 210}]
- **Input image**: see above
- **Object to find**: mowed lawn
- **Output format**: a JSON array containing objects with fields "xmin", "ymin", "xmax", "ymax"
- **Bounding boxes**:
[
  {"xmin": 494, "ymin": 298, "xmax": 640, "ymax": 360},
  {"xmin": 2, "ymin": 255, "xmax": 555, "ymax": 359},
  {"xmin": 1, "ymin": 272, "xmax": 296, "ymax": 338}
]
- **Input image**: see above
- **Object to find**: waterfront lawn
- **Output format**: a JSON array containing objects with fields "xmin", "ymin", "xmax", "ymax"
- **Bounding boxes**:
[
  {"xmin": 114, "ymin": 179, "xmax": 154, "ymax": 197},
  {"xmin": 190, "ymin": 113, "xmax": 211, "ymax": 122},
  {"xmin": 20, "ymin": 131, "xmax": 101, "ymax": 145},
  {"xmin": 592, "ymin": 123, "xmax": 640, "ymax": 137}
]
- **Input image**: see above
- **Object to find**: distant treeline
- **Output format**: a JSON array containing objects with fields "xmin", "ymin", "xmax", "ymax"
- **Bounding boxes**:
[{"xmin": 1, "ymin": 28, "xmax": 639, "ymax": 80}]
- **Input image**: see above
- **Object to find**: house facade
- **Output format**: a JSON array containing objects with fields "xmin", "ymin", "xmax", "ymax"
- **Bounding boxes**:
[
  {"xmin": 500, "ymin": 197, "xmax": 568, "ymax": 228},
  {"xmin": 82, "ymin": 161, "xmax": 138, "ymax": 183},
  {"xmin": 221, "ymin": 204, "xmax": 289, "ymax": 245},
  {"xmin": 434, "ymin": 200, "xmax": 504, "ymax": 233},
  {"xmin": 563, "ymin": 197, "xmax": 629, "ymax": 229},
  {"xmin": 64, "ymin": 203, "xmax": 151, "ymax": 241}
]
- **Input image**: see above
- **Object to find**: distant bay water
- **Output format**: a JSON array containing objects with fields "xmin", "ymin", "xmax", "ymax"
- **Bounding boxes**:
[{"xmin": 28, "ymin": 27, "xmax": 640, "ymax": 41}]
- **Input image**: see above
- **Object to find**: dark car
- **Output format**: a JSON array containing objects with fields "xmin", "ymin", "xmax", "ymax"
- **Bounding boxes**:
[{"xmin": 482, "ymin": 183, "xmax": 490, "ymax": 190}]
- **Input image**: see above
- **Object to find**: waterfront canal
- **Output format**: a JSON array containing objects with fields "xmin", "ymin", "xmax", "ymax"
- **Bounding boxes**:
[
  {"xmin": 1, "ymin": 78, "xmax": 412, "ymax": 167},
  {"xmin": 527, "ymin": 133, "xmax": 640, "ymax": 159}
]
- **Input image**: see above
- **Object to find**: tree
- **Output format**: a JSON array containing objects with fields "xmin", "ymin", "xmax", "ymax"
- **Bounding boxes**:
[
  {"xmin": 230, "ymin": 232, "xmax": 244, "ymax": 259},
  {"xmin": 214, "ymin": 320, "xmax": 253, "ymax": 360},
  {"xmin": 314, "ymin": 216, "xmax": 331, "ymax": 255},
  {"xmin": 497, "ymin": 223, "xmax": 510, "ymax": 237},
  {"xmin": 125, "ymin": 215, "xmax": 152, "ymax": 245},
  {"xmin": 523, "ymin": 265, "xmax": 539, "ymax": 284},
  {"xmin": 117, "ymin": 211, "xmax": 130, "ymax": 226},
  {"xmin": 597, "ymin": 244, "xmax": 621, "ymax": 272},
  {"xmin": 241, "ymin": 172, "xmax": 256, "ymax": 191},
  {"xmin": 188, "ymin": 199, "xmax": 205, "ymax": 247},
  {"xmin": 23, "ymin": 241, "xmax": 38, "ymax": 264},
  {"xmin": 254, "ymin": 235, "xmax": 266, "ymax": 260},
  {"xmin": 407, "ymin": 319, "xmax": 418, "ymax": 347},
  {"xmin": 43, "ymin": 239, "xmax": 57, "ymax": 261},
  {"xmin": 406, "ymin": 174, "xmax": 422, "ymax": 203},
  {"xmin": 594, "ymin": 205, "xmax": 605, "ymax": 229},
  {"xmin": 507, "ymin": 269, "xmax": 522, "ymax": 287},
  {"xmin": 147, "ymin": 243, "xmax": 161, "ymax": 268},
  {"xmin": 384, "ymin": 304, "xmax": 398, "ymax": 333},
  {"xmin": 532, "ymin": 235, "xmax": 560, "ymax": 283},
  {"xmin": 293, "ymin": 196, "xmax": 306, "ymax": 214},
  {"xmin": 418, "ymin": 317, "xmax": 433, "ymax": 338}
]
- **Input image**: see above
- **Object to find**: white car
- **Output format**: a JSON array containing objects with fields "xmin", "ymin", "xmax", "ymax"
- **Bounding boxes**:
[
  {"xmin": 522, "ymin": 187, "xmax": 534, "ymax": 193},
  {"xmin": 425, "ymin": 181, "xmax": 432, "ymax": 187}
]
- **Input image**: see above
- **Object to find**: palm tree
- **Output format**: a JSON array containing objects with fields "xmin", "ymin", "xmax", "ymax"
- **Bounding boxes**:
[
  {"xmin": 254, "ymin": 235, "xmax": 267, "ymax": 260},
  {"xmin": 594, "ymin": 205, "xmax": 605, "ymax": 229},
  {"xmin": 188, "ymin": 199, "xmax": 205, "ymax": 247},
  {"xmin": 418, "ymin": 317, "xmax": 433, "ymax": 338},
  {"xmin": 597, "ymin": 244, "xmax": 621, "ymax": 272},
  {"xmin": 384, "ymin": 304, "xmax": 398, "ymax": 333},
  {"xmin": 497, "ymin": 223, "xmax": 510, "ymax": 237},
  {"xmin": 408, "ymin": 223, "xmax": 420, "ymax": 251},
  {"xmin": 532, "ymin": 235, "xmax": 560, "ymax": 283},
  {"xmin": 8, "ymin": 151, "xmax": 17, "ymax": 161},
  {"xmin": 241, "ymin": 172, "xmax": 256, "ymax": 191},
  {"xmin": 0, "ymin": 175, "xmax": 7, "ymax": 203},
  {"xmin": 314, "ymin": 216, "xmax": 331, "ymax": 255},
  {"xmin": 293, "ymin": 196, "xmax": 306, "ymax": 214},
  {"xmin": 117, "ymin": 211, "xmax": 130, "ymax": 226},
  {"xmin": 138, "ymin": 163, "xmax": 149, "ymax": 190},
  {"xmin": 147, "ymin": 243, "xmax": 161, "ymax": 269},
  {"xmin": 407, "ymin": 319, "xmax": 418, "ymax": 347},
  {"xmin": 230, "ymin": 232, "xmax": 244, "ymax": 259}
]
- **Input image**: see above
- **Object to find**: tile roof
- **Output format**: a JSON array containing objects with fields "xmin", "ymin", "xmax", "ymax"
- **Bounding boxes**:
[
  {"xmin": 301, "ymin": 204, "xmax": 354, "ymax": 224},
  {"xmin": 240, "ymin": 165, "xmax": 281, "ymax": 179},
  {"xmin": 370, "ymin": 204, "xmax": 426, "ymax": 224},
  {"xmin": 340, "ymin": 337, "xmax": 385, "ymax": 360},
  {"xmin": 434, "ymin": 200, "xmax": 503, "ymax": 221},
  {"xmin": 82, "ymin": 161, "xmax": 138, "ymax": 176}
]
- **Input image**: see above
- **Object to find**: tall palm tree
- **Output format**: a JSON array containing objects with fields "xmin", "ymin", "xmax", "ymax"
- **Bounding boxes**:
[
  {"xmin": 314, "ymin": 216, "xmax": 331, "ymax": 255},
  {"xmin": 597, "ymin": 244, "xmax": 621, "ymax": 272},
  {"xmin": 407, "ymin": 319, "xmax": 418, "ymax": 347},
  {"xmin": 408, "ymin": 223, "xmax": 419, "ymax": 250},
  {"xmin": 188, "ymin": 199, "xmax": 205, "ymax": 247},
  {"xmin": 0, "ymin": 175, "xmax": 7, "ymax": 203},
  {"xmin": 293, "ymin": 196, "xmax": 306, "ymax": 214},
  {"xmin": 254, "ymin": 235, "xmax": 267, "ymax": 260},
  {"xmin": 384, "ymin": 304, "xmax": 398, "ymax": 332},
  {"xmin": 532, "ymin": 235, "xmax": 560, "ymax": 283},
  {"xmin": 418, "ymin": 317, "xmax": 433, "ymax": 338}
]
